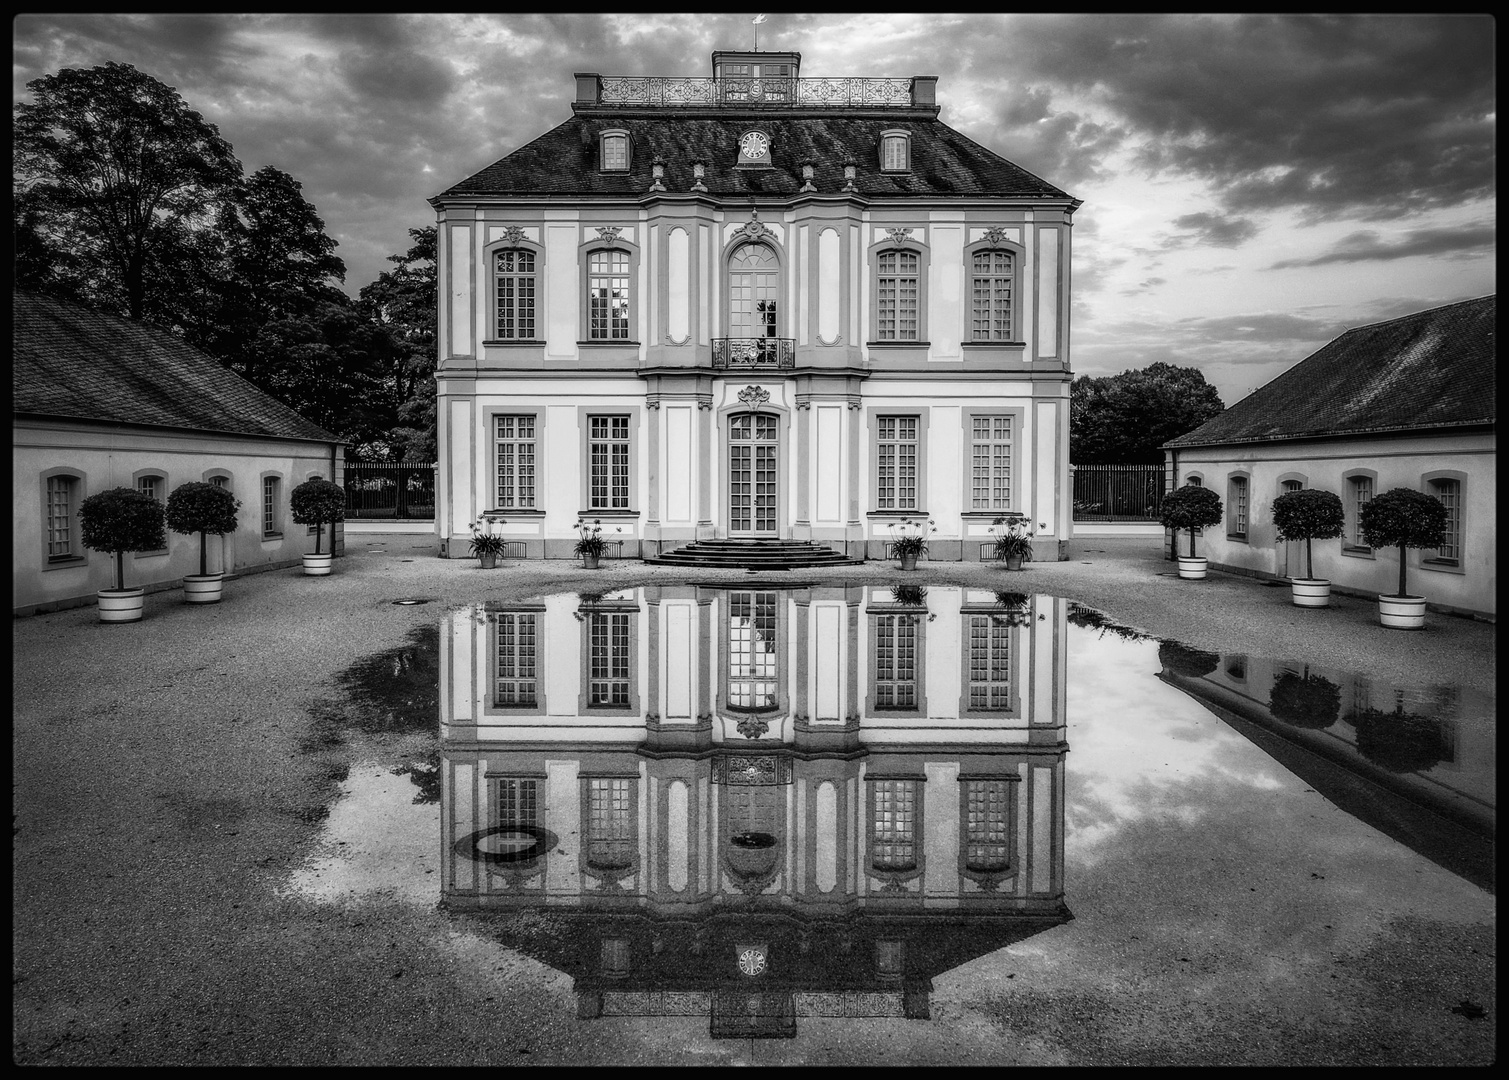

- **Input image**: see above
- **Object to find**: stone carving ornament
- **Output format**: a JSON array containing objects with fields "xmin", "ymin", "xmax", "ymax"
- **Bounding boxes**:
[
  {"xmin": 885, "ymin": 227, "xmax": 914, "ymax": 246},
  {"xmin": 737, "ymin": 385, "xmax": 771, "ymax": 408},
  {"xmin": 595, "ymin": 226, "xmax": 623, "ymax": 246}
]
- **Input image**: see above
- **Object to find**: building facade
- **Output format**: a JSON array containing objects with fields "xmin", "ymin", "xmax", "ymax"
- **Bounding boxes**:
[
  {"xmin": 12, "ymin": 291, "xmax": 345, "ymax": 615},
  {"xmin": 431, "ymin": 51, "xmax": 1080, "ymax": 562},
  {"xmin": 1164, "ymin": 296, "xmax": 1495, "ymax": 619}
]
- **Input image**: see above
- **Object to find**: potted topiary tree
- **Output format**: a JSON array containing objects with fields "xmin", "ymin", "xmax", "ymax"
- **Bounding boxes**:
[
  {"xmin": 1359, "ymin": 487, "xmax": 1448, "ymax": 629},
  {"xmin": 1158, "ymin": 485, "xmax": 1224, "ymax": 580},
  {"xmin": 1271, "ymin": 487, "xmax": 1345, "ymax": 607},
  {"xmin": 165, "ymin": 481, "xmax": 241, "ymax": 604},
  {"xmin": 78, "ymin": 487, "xmax": 167, "ymax": 622},
  {"xmin": 289, "ymin": 477, "xmax": 347, "ymax": 576}
]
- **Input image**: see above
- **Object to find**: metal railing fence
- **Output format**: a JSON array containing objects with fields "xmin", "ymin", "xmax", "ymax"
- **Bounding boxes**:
[
  {"xmin": 1072, "ymin": 464, "xmax": 1167, "ymax": 522},
  {"xmin": 343, "ymin": 462, "xmax": 437, "ymax": 520}
]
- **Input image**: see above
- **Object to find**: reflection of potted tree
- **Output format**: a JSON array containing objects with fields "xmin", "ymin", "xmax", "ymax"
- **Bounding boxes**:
[
  {"xmin": 1272, "ymin": 488, "xmax": 1345, "ymax": 608},
  {"xmin": 165, "ymin": 481, "xmax": 241, "ymax": 604},
  {"xmin": 887, "ymin": 518, "xmax": 935, "ymax": 571},
  {"xmin": 1353, "ymin": 705, "xmax": 1448, "ymax": 773},
  {"xmin": 1157, "ymin": 639, "xmax": 1221, "ymax": 679},
  {"xmin": 1267, "ymin": 669, "xmax": 1341, "ymax": 729},
  {"xmin": 990, "ymin": 513, "xmax": 1034, "ymax": 571},
  {"xmin": 290, "ymin": 478, "xmax": 347, "ymax": 576},
  {"xmin": 1159, "ymin": 485, "xmax": 1223, "ymax": 580},
  {"xmin": 993, "ymin": 590, "xmax": 1032, "ymax": 626},
  {"xmin": 1359, "ymin": 488, "xmax": 1448, "ymax": 630},
  {"xmin": 79, "ymin": 487, "xmax": 167, "ymax": 623}
]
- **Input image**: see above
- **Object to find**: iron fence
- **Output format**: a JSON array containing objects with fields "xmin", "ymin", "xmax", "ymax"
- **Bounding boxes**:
[
  {"xmin": 1072, "ymin": 464, "xmax": 1167, "ymax": 522},
  {"xmin": 343, "ymin": 462, "xmax": 436, "ymax": 520},
  {"xmin": 597, "ymin": 76, "xmax": 914, "ymax": 109},
  {"xmin": 711, "ymin": 337, "xmax": 796, "ymax": 369}
]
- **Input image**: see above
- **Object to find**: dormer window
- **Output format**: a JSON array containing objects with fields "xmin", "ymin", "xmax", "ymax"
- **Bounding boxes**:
[
  {"xmin": 600, "ymin": 131, "xmax": 629, "ymax": 171},
  {"xmin": 880, "ymin": 131, "xmax": 910, "ymax": 173}
]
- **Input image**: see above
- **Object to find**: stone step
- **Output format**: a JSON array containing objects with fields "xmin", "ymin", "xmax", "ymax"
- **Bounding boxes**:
[{"xmin": 644, "ymin": 538, "xmax": 864, "ymax": 569}]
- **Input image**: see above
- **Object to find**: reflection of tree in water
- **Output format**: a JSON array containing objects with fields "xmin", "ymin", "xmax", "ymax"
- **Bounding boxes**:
[
  {"xmin": 1067, "ymin": 603, "xmax": 1149, "ymax": 642},
  {"xmin": 1157, "ymin": 639, "xmax": 1220, "ymax": 679},
  {"xmin": 1267, "ymin": 670, "xmax": 1341, "ymax": 730},
  {"xmin": 393, "ymin": 750, "xmax": 441, "ymax": 804},
  {"xmin": 993, "ymin": 591, "xmax": 1032, "ymax": 626},
  {"xmin": 332, "ymin": 624, "xmax": 440, "ymax": 735},
  {"xmin": 889, "ymin": 584, "xmax": 927, "ymax": 607},
  {"xmin": 1352, "ymin": 705, "xmax": 1450, "ymax": 773}
]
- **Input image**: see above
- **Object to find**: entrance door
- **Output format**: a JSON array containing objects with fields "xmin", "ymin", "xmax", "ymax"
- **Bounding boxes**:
[
  {"xmin": 1279, "ymin": 479, "xmax": 1304, "ymax": 577},
  {"xmin": 730, "ymin": 413, "xmax": 779, "ymax": 535}
]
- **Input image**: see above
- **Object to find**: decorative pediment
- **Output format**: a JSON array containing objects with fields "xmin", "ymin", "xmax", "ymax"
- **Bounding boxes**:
[
  {"xmin": 737, "ymin": 385, "xmax": 772, "ymax": 409},
  {"xmin": 733, "ymin": 217, "xmax": 774, "ymax": 243},
  {"xmin": 595, "ymin": 226, "xmax": 624, "ymax": 246},
  {"xmin": 885, "ymin": 227, "xmax": 914, "ymax": 247},
  {"xmin": 499, "ymin": 225, "xmax": 527, "ymax": 246},
  {"xmin": 982, "ymin": 226, "xmax": 1014, "ymax": 245}
]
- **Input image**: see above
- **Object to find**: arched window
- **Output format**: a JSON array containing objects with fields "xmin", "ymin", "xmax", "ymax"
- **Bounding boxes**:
[
  {"xmin": 494, "ymin": 249, "xmax": 537, "ymax": 339},
  {"xmin": 971, "ymin": 249, "xmax": 1016, "ymax": 341},
  {"xmin": 600, "ymin": 130, "xmax": 630, "ymax": 171},
  {"xmin": 880, "ymin": 131, "xmax": 910, "ymax": 172},
  {"xmin": 587, "ymin": 249, "xmax": 631, "ymax": 340},
  {"xmin": 728, "ymin": 243, "xmax": 780, "ymax": 341},
  {"xmin": 877, "ymin": 249, "xmax": 920, "ymax": 341}
]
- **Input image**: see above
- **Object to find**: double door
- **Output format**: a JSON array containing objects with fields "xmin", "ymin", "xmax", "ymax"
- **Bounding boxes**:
[{"xmin": 729, "ymin": 412, "xmax": 778, "ymax": 535}]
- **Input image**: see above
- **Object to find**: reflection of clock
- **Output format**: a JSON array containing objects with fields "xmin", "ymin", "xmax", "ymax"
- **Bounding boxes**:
[
  {"xmin": 737, "ymin": 948, "xmax": 767, "ymax": 977},
  {"xmin": 740, "ymin": 131, "xmax": 769, "ymax": 159}
]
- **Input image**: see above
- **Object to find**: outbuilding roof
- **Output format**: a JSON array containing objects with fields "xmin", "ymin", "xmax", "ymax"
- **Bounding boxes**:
[
  {"xmin": 1164, "ymin": 295, "xmax": 1495, "ymax": 449},
  {"xmin": 13, "ymin": 290, "xmax": 341, "ymax": 444},
  {"xmin": 433, "ymin": 115, "xmax": 1074, "ymax": 202}
]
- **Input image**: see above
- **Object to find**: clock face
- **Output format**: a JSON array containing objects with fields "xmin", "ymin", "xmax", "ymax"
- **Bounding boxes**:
[
  {"xmin": 740, "ymin": 132, "xmax": 768, "ymax": 159},
  {"xmin": 737, "ymin": 948, "xmax": 767, "ymax": 977}
]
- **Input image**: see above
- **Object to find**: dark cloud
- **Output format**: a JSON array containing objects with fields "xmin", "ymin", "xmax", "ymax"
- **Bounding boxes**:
[
  {"xmin": 1166, "ymin": 212, "xmax": 1261, "ymax": 250},
  {"xmin": 1120, "ymin": 277, "xmax": 1167, "ymax": 297},
  {"xmin": 1268, "ymin": 222, "xmax": 1495, "ymax": 268}
]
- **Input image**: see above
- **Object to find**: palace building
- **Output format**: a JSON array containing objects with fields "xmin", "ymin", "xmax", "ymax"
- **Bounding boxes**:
[{"xmin": 430, "ymin": 50, "xmax": 1080, "ymax": 564}]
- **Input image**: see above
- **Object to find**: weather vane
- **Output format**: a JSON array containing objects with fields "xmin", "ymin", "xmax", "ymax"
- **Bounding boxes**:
[{"xmin": 752, "ymin": 13, "xmax": 766, "ymax": 51}]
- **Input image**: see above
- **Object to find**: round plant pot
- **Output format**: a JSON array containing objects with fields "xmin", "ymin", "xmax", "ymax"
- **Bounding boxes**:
[
  {"xmin": 1177, "ymin": 556, "xmax": 1208, "ymax": 580},
  {"xmin": 1289, "ymin": 578, "xmax": 1330, "ymax": 607},
  {"xmin": 478, "ymin": 553, "xmax": 498, "ymax": 570},
  {"xmin": 1004, "ymin": 554, "xmax": 1024, "ymax": 571},
  {"xmin": 302, "ymin": 552, "xmax": 334, "ymax": 576},
  {"xmin": 899, "ymin": 552, "xmax": 919, "ymax": 571},
  {"xmin": 582, "ymin": 553, "xmax": 601, "ymax": 570},
  {"xmin": 98, "ymin": 587, "xmax": 145, "ymax": 623},
  {"xmin": 1378, "ymin": 594, "xmax": 1427, "ymax": 630},
  {"xmin": 183, "ymin": 573, "xmax": 224, "ymax": 604}
]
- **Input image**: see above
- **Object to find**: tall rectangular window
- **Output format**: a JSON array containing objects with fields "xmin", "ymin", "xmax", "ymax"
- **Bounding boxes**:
[
  {"xmin": 876, "ymin": 416, "xmax": 919, "ymax": 510},
  {"xmin": 46, "ymin": 476, "xmax": 76, "ymax": 560},
  {"xmin": 1229, "ymin": 476, "xmax": 1249, "ymax": 538},
  {"xmin": 874, "ymin": 614, "xmax": 918, "ymax": 709},
  {"xmin": 971, "ymin": 251, "xmax": 1015, "ymax": 340},
  {"xmin": 881, "ymin": 134, "xmax": 908, "ymax": 171},
  {"xmin": 1347, "ymin": 476, "xmax": 1374, "ymax": 548},
  {"xmin": 588, "ymin": 612, "xmax": 631, "ymax": 707},
  {"xmin": 727, "ymin": 591, "xmax": 778, "ymax": 711},
  {"xmin": 588, "ymin": 778, "xmax": 634, "ymax": 871},
  {"xmin": 497, "ymin": 779, "xmax": 538, "ymax": 826},
  {"xmin": 136, "ymin": 475, "xmax": 163, "ymax": 503},
  {"xmin": 495, "ymin": 250, "xmax": 536, "ymax": 339},
  {"xmin": 1428, "ymin": 479, "xmax": 1462, "ymax": 564},
  {"xmin": 877, "ymin": 250, "xmax": 919, "ymax": 341},
  {"xmin": 872, "ymin": 780, "xmax": 917, "ymax": 871},
  {"xmin": 495, "ymin": 415, "xmax": 537, "ymax": 509},
  {"xmin": 600, "ymin": 133, "xmax": 628, "ymax": 171},
  {"xmin": 588, "ymin": 250, "xmax": 631, "ymax": 340},
  {"xmin": 965, "ymin": 780, "xmax": 1010, "ymax": 872},
  {"xmin": 588, "ymin": 415, "xmax": 630, "ymax": 509},
  {"xmin": 967, "ymin": 614, "xmax": 1011, "ymax": 710},
  {"xmin": 494, "ymin": 612, "xmax": 538, "ymax": 706},
  {"xmin": 970, "ymin": 416, "xmax": 1013, "ymax": 510},
  {"xmin": 262, "ymin": 477, "xmax": 279, "ymax": 537}
]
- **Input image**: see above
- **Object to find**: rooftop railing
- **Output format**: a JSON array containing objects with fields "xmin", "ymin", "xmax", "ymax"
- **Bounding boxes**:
[{"xmin": 578, "ymin": 75, "xmax": 935, "ymax": 110}]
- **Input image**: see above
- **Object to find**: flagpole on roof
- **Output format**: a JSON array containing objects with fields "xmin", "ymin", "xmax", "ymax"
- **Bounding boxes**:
[{"xmin": 753, "ymin": 13, "xmax": 766, "ymax": 50}]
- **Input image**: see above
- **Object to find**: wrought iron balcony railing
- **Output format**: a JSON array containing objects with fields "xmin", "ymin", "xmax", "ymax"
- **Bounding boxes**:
[
  {"xmin": 712, "ymin": 337, "xmax": 796, "ymax": 369},
  {"xmin": 596, "ymin": 76, "xmax": 916, "ymax": 109}
]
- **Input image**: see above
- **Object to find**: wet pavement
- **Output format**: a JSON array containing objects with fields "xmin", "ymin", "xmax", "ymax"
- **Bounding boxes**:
[{"xmin": 11, "ymin": 547, "xmax": 1495, "ymax": 1065}]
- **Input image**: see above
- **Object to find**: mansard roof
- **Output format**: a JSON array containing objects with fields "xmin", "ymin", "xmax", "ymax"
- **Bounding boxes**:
[
  {"xmin": 433, "ymin": 114, "xmax": 1074, "ymax": 202},
  {"xmin": 13, "ymin": 290, "xmax": 341, "ymax": 444},
  {"xmin": 1165, "ymin": 295, "xmax": 1495, "ymax": 449}
]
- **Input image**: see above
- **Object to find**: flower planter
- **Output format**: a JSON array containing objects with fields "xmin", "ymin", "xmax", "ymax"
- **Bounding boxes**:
[
  {"xmin": 301, "ymin": 552, "xmax": 333, "ymax": 576},
  {"xmin": 1378, "ymin": 594, "xmax": 1427, "ymax": 630},
  {"xmin": 478, "ymin": 553, "xmax": 498, "ymax": 570},
  {"xmin": 1177, "ymin": 556, "xmax": 1208, "ymax": 580},
  {"xmin": 183, "ymin": 573, "xmax": 224, "ymax": 604},
  {"xmin": 582, "ymin": 553, "xmax": 601, "ymax": 570},
  {"xmin": 98, "ymin": 587, "xmax": 145, "ymax": 623},
  {"xmin": 1004, "ymin": 554, "xmax": 1024, "ymax": 571},
  {"xmin": 1289, "ymin": 578, "xmax": 1331, "ymax": 608},
  {"xmin": 899, "ymin": 552, "xmax": 918, "ymax": 571}
]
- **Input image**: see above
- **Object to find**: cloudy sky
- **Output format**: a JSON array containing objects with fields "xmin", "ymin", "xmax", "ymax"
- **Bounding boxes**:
[{"xmin": 13, "ymin": 13, "xmax": 1495, "ymax": 406}]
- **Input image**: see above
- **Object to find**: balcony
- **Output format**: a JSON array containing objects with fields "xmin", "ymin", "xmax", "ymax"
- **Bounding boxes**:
[
  {"xmin": 575, "ymin": 75, "xmax": 938, "ymax": 113},
  {"xmin": 711, "ymin": 338, "xmax": 795, "ymax": 370}
]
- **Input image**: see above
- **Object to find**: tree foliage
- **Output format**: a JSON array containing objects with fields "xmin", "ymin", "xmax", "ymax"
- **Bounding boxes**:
[
  {"xmin": 360, "ymin": 227, "xmax": 437, "ymax": 461},
  {"xmin": 1359, "ymin": 488, "xmax": 1448, "ymax": 598},
  {"xmin": 1268, "ymin": 670, "xmax": 1341, "ymax": 730},
  {"xmin": 79, "ymin": 487, "xmax": 167, "ymax": 590},
  {"xmin": 1071, "ymin": 363, "xmax": 1225, "ymax": 464},
  {"xmin": 165, "ymin": 481, "xmax": 241, "ymax": 576},
  {"xmin": 1272, "ymin": 488, "xmax": 1345, "ymax": 580},
  {"xmin": 290, "ymin": 478, "xmax": 348, "ymax": 555},
  {"xmin": 1158, "ymin": 484, "xmax": 1224, "ymax": 559}
]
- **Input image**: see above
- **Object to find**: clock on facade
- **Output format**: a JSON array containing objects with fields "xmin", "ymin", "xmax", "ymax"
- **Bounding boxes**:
[{"xmin": 739, "ymin": 131, "xmax": 769, "ymax": 159}]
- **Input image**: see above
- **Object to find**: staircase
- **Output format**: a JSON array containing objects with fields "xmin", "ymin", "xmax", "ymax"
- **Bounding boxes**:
[{"xmin": 643, "ymin": 538, "xmax": 863, "ymax": 570}]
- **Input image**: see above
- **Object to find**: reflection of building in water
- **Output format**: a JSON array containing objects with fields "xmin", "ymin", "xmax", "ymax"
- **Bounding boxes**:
[{"xmin": 441, "ymin": 586, "xmax": 1070, "ymax": 1035}]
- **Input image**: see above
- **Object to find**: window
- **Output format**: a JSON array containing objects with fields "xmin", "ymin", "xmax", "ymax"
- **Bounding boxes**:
[
  {"xmin": 969, "ymin": 416, "xmax": 1013, "ymax": 510},
  {"xmin": 208, "ymin": 474, "xmax": 230, "ymax": 490},
  {"xmin": 1228, "ymin": 475, "xmax": 1249, "ymax": 539},
  {"xmin": 587, "ymin": 612, "xmax": 631, "ymax": 707},
  {"xmin": 964, "ymin": 780, "xmax": 1011, "ymax": 872},
  {"xmin": 880, "ymin": 132, "xmax": 909, "ymax": 172},
  {"xmin": 872, "ymin": 780, "xmax": 917, "ymax": 872},
  {"xmin": 966, "ymin": 614, "xmax": 1011, "ymax": 710},
  {"xmin": 262, "ymin": 476, "xmax": 280, "ymax": 537},
  {"xmin": 587, "ymin": 250, "xmax": 631, "ymax": 340},
  {"xmin": 495, "ymin": 415, "xmax": 537, "ymax": 509},
  {"xmin": 494, "ymin": 250, "xmax": 537, "ymax": 339},
  {"xmin": 600, "ymin": 131, "xmax": 629, "ymax": 171},
  {"xmin": 727, "ymin": 591, "xmax": 778, "ymax": 711},
  {"xmin": 587, "ymin": 778, "xmax": 634, "ymax": 871},
  {"xmin": 587, "ymin": 415, "xmax": 631, "ymax": 510},
  {"xmin": 874, "ymin": 615, "xmax": 919, "ymax": 709},
  {"xmin": 1346, "ymin": 474, "xmax": 1374, "ymax": 549},
  {"xmin": 497, "ymin": 778, "xmax": 538, "ymax": 827},
  {"xmin": 135, "ymin": 474, "xmax": 165, "ymax": 503},
  {"xmin": 876, "ymin": 249, "xmax": 920, "ymax": 341},
  {"xmin": 494, "ymin": 612, "xmax": 538, "ymax": 707},
  {"xmin": 971, "ymin": 250, "xmax": 1015, "ymax": 341},
  {"xmin": 45, "ymin": 475, "xmax": 80, "ymax": 561},
  {"xmin": 1186, "ymin": 475, "xmax": 1203, "ymax": 487},
  {"xmin": 1426, "ymin": 477, "xmax": 1462, "ymax": 565},
  {"xmin": 876, "ymin": 416, "xmax": 919, "ymax": 510}
]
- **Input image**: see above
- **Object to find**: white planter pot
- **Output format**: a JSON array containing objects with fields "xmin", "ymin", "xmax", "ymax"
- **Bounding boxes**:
[
  {"xmin": 1378, "ymin": 594, "xmax": 1427, "ymax": 630},
  {"xmin": 302, "ymin": 553, "xmax": 334, "ymax": 576},
  {"xmin": 1177, "ymin": 556, "xmax": 1208, "ymax": 580},
  {"xmin": 1290, "ymin": 578, "xmax": 1331, "ymax": 608},
  {"xmin": 98, "ymin": 587, "xmax": 145, "ymax": 623},
  {"xmin": 183, "ymin": 573, "xmax": 224, "ymax": 604}
]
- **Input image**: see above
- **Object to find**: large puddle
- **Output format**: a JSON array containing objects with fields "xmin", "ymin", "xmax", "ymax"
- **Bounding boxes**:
[{"xmin": 286, "ymin": 586, "xmax": 1495, "ymax": 1044}]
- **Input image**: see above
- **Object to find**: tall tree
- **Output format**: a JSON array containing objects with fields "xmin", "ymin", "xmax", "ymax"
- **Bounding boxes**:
[
  {"xmin": 360, "ymin": 227, "xmax": 437, "ymax": 461},
  {"xmin": 1071, "ymin": 363, "xmax": 1225, "ymax": 463},
  {"xmin": 13, "ymin": 61, "xmax": 241, "ymax": 320}
]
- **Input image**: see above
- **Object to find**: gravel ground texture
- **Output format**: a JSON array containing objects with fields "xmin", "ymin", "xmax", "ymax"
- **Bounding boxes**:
[{"xmin": 12, "ymin": 535, "xmax": 1495, "ymax": 1065}]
